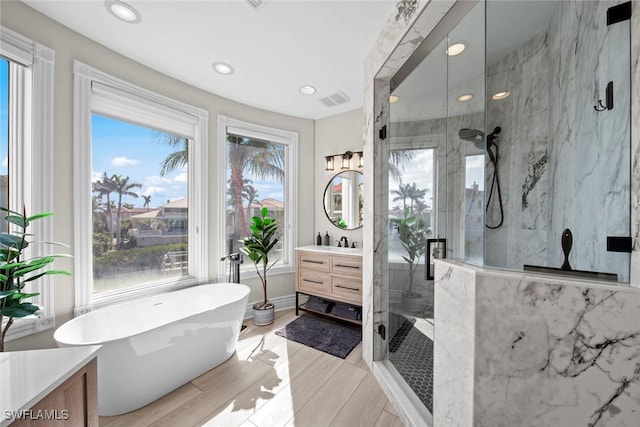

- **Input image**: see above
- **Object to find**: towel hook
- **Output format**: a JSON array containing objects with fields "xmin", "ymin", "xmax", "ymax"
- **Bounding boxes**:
[{"xmin": 594, "ymin": 81, "xmax": 613, "ymax": 112}]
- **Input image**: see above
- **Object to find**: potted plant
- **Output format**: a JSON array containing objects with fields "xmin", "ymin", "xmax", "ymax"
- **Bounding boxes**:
[
  {"xmin": 0, "ymin": 207, "xmax": 70, "ymax": 351},
  {"xmin": 240, "ymin": 207, "xmax": 279, "ymax": 326},
  {"xmin": 390, "ymin": 208, "xmax": 428, "ymax": 313}
]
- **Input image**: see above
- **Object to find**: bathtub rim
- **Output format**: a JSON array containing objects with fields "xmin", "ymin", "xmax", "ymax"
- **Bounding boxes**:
[{"xmin": 53, "ymin": 282, "xmax": 250, "ymax": 347}]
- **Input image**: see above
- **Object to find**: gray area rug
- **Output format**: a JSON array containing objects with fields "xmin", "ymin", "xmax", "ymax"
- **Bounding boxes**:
[{"xmin": 275, "ymin": 314, "xmax": 361, "ymax": 359}]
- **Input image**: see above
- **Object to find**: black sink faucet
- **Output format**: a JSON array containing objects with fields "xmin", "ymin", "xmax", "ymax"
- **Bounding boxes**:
[{"xmin": 339, "ymin": 236, "xmax": 349, "ymax": 247}]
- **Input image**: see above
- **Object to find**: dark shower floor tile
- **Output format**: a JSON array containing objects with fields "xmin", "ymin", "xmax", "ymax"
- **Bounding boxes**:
[{"xmin": 389, "ymin": 315, "xmax": 434, "ymax": 414}]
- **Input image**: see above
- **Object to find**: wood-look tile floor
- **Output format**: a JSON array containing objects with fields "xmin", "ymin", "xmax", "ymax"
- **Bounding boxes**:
[{"xmin": 99, "ymin": 309, "xmax": 404, "ymax": 427}]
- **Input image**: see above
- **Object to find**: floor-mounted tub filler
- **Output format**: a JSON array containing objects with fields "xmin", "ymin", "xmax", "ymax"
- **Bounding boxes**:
[{"xmin": 54, "ymin": 283, "xmax": 250, "ymax": 416}]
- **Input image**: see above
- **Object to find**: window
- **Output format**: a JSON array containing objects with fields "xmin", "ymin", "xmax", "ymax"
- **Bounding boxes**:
[
  {"xmin": 74, "ymin": 60, "xmax": 208, "ymax": 313},
  {"xmin": 1, "ymin": 58, "xmax": 8, "ymax": 231},
  {"xmin": 0, "ymin": 26, "xmax": 55, "ymax": 339},
  {"xmin": 217, "ymin": 116, "xmax": 297, "ymax": 278},
  {"xmin": 465, "ymin": 154, "xmax": 484, "ymax": 264},
  {"xmin": 388, "ymin": 145, "xmax": 436, "ymax": 263},
  {"xmin": 91, "ymin": 115, "xmax": 189, "ymax": 294}
]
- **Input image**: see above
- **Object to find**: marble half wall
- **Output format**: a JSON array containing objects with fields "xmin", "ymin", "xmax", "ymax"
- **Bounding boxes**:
[{"xmin": 434, "ymin": 259, "xmax": 640, "ymax": 427}]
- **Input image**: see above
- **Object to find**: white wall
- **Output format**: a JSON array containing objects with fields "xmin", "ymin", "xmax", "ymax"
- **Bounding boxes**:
[
  {"xmin": 314, "ymin": 108, "xmax": 364, "ymax": 247},
  {"xmin": 2, "ymin": 1, "xmax": 315, "ymax": 350}
]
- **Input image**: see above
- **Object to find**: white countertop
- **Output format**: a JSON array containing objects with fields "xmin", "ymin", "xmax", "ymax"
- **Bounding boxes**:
[
  {"xmin": 295, "ymin": 245, "xmax": 363, "ymax": 256},
  {"xmin": 0, "ymin": 345, "xmax": 101, "ymax": 426}
]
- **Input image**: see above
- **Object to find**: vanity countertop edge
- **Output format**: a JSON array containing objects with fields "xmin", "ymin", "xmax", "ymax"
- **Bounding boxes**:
[
  {"xmin": 295, "ymin": 245, "xmax": 363, "ymax": 256},
  {"xmin": 0, "ymin": 344, "xmax": 102, "ymax": 426}
]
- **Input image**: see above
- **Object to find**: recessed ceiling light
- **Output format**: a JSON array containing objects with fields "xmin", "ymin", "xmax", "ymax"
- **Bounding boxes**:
[
  {"xmin": 457, "ymin": 93, "xmax": 474, "ymax": 102},
  {"xmin": 389, "ymin": 95, "xmax": 400, "ymax": 103},
  {"xmin": 446, "ymin": 42, "xmax": 466, "ymax": 56},
  {"xmin": 212, "ymin": 62, "xmax": 234, "ymax": 75},
  {"xmin": 299, "ymin": 85, "xmax": 316, "ymax": 95},
  {"xmin": 105, "ymin": 0, "xmax": 141, "ymax": 23},
  {"xmin": 492, "ymin": 91, "xmax": 510, "ymax": 100}
]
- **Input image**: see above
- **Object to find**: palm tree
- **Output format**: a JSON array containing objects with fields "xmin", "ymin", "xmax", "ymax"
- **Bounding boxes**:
[
  {"xmin": 228, "ymin": 135, "xmax": 284, "ymax": 239},
  {"xmin": 111, "ymin": 174, "xmax": 142, "ymax": 248},
  {"xmin": 142, "ymin": 194, "xmax": 152, "ymax": 211},
  {"xmin": 153, "ymin": 132, "xmax": 188, "ymax": 177},
  {"xmin": 92, "ymin": 195, "xmax": 108, "ymax": 233},
  {"xmin": 405, "ymin": 182, "xmax": 428, "ymax": 212},
  {"xmin": 92, "ymin": 173, "xmax": 116, "ymax": 244},
  {"xmin": 142, "ymin": 194, "xmax": 152, "ymax": 227},
  {"xmin": 391, "ymin": 182, "xmax": 412, "ymax": 212},
  {"xmin": 243, "ymin": 183, "xmax": 259, "ymax": 230},
  {"xmin": 389, "ymin": 149, "xmax": 416, "ymax": 181}
]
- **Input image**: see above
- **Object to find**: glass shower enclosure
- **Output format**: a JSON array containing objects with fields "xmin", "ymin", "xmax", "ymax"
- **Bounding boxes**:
[{"xmin": 375, "ymin": 0, "xmax": 631, "ymax": 422}]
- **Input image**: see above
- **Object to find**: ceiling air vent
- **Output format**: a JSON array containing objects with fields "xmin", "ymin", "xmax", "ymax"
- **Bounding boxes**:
[
  {"xmin": 320, "ymin": 91, "xmax": 350, "ymax": 107},
  {"xmin": 247, "ymin": 0, "xmax": 266, "ymax": 9}
]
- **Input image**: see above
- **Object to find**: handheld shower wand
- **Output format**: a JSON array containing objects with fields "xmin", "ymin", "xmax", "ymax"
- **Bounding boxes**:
[{"xmin": 458, "ymin": 126, "xmax": 504, "ymax": 229}]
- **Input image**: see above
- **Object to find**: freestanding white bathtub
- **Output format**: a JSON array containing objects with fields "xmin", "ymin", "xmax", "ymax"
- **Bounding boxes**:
[{"xmin": 54, "ymin": 283, "xmax": 250, "ymax": 416}]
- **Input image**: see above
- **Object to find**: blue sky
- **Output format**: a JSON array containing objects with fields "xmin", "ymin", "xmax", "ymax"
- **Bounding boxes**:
[
  {"xmin": 92, "ymin": 114, "xmax": 187, "ymax": 208},
  {"xmin": 93, "ymin": 115, "xmax": 284, "ymax": 209},
  {"xmin": 1, "ymin": 59, "xmax": 8, "ymax": 176}
]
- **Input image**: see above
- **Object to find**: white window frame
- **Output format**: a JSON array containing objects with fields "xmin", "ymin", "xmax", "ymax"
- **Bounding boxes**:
[
  {"xmin": 73, "ymin": 60, "xmax": 208, "ymax": 315},
  {"xmin": 0, "ymin": 26, "xmax": 56, "ymax": 340},
  {"xmin": 388, "ymin": 135, "xmax": 439, "ymax": 265},
  {"xmin": 217, "ymin": 115, "xmax": 298, "ymax": 280}
]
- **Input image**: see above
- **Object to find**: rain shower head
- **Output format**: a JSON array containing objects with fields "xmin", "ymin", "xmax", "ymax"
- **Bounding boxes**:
[
  {"xmin": 458, "ymin": 128, "xmax": 485, "ymax": 143},
  {"xmin": 458, "ymin": 127, "xmax": 501, "ymax": 149}
]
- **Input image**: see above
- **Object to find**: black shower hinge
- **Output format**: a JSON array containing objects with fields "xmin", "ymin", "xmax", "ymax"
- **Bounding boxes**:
[
  {"xmin": 607, "ymin": 236, "xmax": 632, "ymax": 253},
  {"xmin": 378, "ymin": 323, "xmax": 386, "ymax": 340},
  {"xmin": 607, "ymin": 1, "xmax": 631, "ymax": 26},
  {"xmin": 379, "ymin": 125, "xmax": 387, "ymax": 140}
]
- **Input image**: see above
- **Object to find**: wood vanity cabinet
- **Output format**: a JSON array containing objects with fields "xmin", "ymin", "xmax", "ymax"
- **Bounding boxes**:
[
  {"xmin": 11, "ymin": 358, "xmax": 98, "ymax": 427},
  {"xmin": 295, "ymin": 248, "xmax": 363, "ymax": 323}
]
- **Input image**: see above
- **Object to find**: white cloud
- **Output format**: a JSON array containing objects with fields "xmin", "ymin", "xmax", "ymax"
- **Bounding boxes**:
[
  {"xmin": 145, "ymin": 186, "xmax": 167, "ymax": 197},
  {"xmin": 143, "ymin": 175, "xmax": 171, "ymax": 186},
  {"xmin": 91, "ymin": 171, "xmax": 103, "ymax": 183},
  {"xmin": 1, "ymin": 157, "xmax": 7, "ymax": 168},
  {"xmin": 111, "ymin": 156, "xmax": 139, "ymax": 167},
  {"xmin": 173, "ymin": 172, "xmax": 188, "ymax": 183}
]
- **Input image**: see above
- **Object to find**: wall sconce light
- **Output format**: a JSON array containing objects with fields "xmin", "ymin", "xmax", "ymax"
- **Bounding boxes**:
[
  {"xmin": 324, "ymin": 150, "xmax": 364, "ymax": 171},
  {"xmin": 341, "ymin": 151, "xmax": 353, "ymax": 169},
  {"xmin": 325, "ymin": 155, "xmax": 335, "ymax": 171}
]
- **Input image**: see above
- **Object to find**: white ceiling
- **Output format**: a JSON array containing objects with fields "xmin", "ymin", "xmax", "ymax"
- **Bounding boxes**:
[{"xmin": 22, "ymin": 0, "xmax": 396, "ymax": 120}]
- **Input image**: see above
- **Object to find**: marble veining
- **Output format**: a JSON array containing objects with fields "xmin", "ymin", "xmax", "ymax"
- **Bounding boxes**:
[
  {"xmin": 485, "ymin": 0, "xmax": 632, "ymax": 282},
  {"xmin": 521, "ymin": 149, "xmax": 548, "ymax": 210},
  {"xmin": 435, "ymin": 260, "xmax": 640, "ymax": 427}
]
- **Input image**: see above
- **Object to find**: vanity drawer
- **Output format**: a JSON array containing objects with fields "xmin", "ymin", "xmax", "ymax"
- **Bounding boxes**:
[
  {"xmin": 298, "ymin": 268, "xmax": 331, "ymax": 295},
  {"xmin": 330, "ymin": 274, "xmax": 362, "ymax": 303},
  {"xmin": 297, "ymin": 251, "xmax": 331, "ymax": 272},
  {"xmin": 331, "ymin": 256, "xmax": 363, "ymax": 277}
]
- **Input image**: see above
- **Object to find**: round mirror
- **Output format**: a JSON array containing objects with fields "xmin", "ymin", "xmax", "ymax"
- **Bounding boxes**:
[{"xmin": 323, "ymin": 170, "xmax": 364, "ymax": 230}]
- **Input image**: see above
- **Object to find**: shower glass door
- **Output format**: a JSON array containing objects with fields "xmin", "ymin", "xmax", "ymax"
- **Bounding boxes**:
[{"xmin": 383, "ymin": 1, "xmax": 485, "ymax": 418}]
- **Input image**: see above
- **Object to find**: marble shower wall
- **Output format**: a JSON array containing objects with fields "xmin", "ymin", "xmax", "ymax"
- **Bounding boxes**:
[
  {"xmin": 485, "ymin": 0, "xmax": 632, "ymax": 282},
  {"xmin": 434, "ymin": 260, "xmax": 640, "ymax": 426}
]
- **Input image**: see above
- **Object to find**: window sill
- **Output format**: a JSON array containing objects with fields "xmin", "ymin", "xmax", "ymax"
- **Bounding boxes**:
[
  {"xmin": 3, "ymin": 313, "xmax": 56, "ymax": 343},
  {"xmin": 218, "ymin": 264, "xmax": 294, "ymax": 283},
  {"xmin": 75, "ymin": 276, "xmax": 202, "ymax": 316}
]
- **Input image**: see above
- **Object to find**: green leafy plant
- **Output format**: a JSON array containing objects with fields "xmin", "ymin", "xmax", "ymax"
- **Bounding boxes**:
[
  {"xmin": 0, "ymin": 208, "xmax": 70, "ymax": 352},
  {"xmin": 390, "ymin": 208, "xmax": 428, "ymax": 296},
  {"xmin": 239, "ymin": 207, "xmax": 279, "ymax": 309}
]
